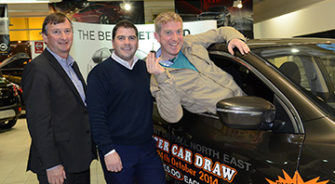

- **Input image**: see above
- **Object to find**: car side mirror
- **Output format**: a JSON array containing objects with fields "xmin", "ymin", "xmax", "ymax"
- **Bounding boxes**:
[{"xmin": 216, "ymin": 96, "xmax": 276, "ymax": 130}]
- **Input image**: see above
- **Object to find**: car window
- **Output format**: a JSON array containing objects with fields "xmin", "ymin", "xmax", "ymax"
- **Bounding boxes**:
[
  {"xmin": 210, "ymin": 54, "xmax": 296, "ymax": 133},
  {"xmin": 253, "ymin": 44, "xmax": 335, "ymax": 112},
  {"xmin": 319, "ymin": 54, "xmax": 335, "ymax": 92}
]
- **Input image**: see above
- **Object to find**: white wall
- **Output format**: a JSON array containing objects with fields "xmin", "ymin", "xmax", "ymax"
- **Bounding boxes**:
[{"xmin": 254, "ymin": 0, "xmax": 335, "ymax": 38}]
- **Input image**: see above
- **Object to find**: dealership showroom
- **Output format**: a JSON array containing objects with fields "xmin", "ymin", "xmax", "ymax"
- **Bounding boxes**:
[{"xmin": 1, "ymin": 0, "xmax": 335, "ymax": 184}]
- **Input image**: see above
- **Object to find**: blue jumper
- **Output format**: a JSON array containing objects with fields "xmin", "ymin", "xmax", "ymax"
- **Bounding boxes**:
[{"xmin": 86, "ymin": 57, "xmax": 154, "ymax": 155}]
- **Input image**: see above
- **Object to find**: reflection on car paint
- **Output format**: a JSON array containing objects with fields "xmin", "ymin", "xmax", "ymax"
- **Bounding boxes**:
[{"xmin": 317, "ymin": 43, "xmax": 335, "ymax": 52}]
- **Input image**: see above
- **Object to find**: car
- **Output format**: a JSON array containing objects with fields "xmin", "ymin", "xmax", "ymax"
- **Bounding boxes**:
[
  {"xmin": 0, "ymin": 52, "xmax": 30, "ymax": 109},
  {"xmin": 197, "ymin": 6, "xmax": 231, "ymax": 27},
  {"xmin": 197, "ymin": 11, "xmax": 230, "ymax": 27},
  {"xmin": 230, "ymin": 16, "xmax": 253, "ymax": 39},
  {"xmin": 0, "ymin": 75, "xmax": 22, "ymax": 129},
  {"xmin": 71, "ymin": 3, "xmax": 129, "ymax": 24},
  {"xmin": 0, "ymin": 52, "xmax": 30, "ymax": 85},
  {"xmin": 153, "ymin": 38, "xmax": 335, "ymax": 183}
]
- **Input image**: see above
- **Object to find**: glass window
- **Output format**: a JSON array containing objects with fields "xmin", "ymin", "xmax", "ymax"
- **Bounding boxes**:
[{"xmin": 253, "ymin": 44, "xmax": 335, "ymax": 111}]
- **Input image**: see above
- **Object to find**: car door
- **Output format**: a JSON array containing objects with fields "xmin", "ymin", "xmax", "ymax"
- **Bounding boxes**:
[{"xmin": 153, "ymin": 52, "xmax": 305, "ymax": 184}]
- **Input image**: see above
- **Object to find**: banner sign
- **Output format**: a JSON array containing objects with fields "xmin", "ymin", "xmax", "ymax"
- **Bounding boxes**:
[
  {"xmin": 0, "ymin": 15, "xmax": 9, "ymax": 55},
  {"xmin": 34, "ymin": 41, "xmax": 44, "ymax": 54},
  {"xmin": 30, "ymin": 41, "xmax": 46, "ymax": 59},
  {"xmin": 70, "ymin": 20, "xmax": 217, "ymax": 80}
]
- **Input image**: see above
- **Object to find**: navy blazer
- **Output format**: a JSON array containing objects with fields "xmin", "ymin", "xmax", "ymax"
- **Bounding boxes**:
[{"xmin": 22, "ymin": 49, "xmax": 96, "ymax": 173}]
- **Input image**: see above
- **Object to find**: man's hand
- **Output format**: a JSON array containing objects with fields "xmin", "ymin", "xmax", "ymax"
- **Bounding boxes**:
[
  {"xmin": 104, "ymin": 152, "xmax": 123, "ymax": 172},
  {"xmin": 47, "ymin": 165, "xmax": 66, "ymax": 184},
  {"xmin": 228, "ymin": 38, "xmax": 250, "ymax": 55},
  {"xmin": 146, "ymin": 52, "xmax": 165, "ymax": 75}
]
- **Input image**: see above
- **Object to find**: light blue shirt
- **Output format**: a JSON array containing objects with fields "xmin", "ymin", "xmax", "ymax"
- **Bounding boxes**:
[
  {"xmin": 156, "ymin": 49, "xmax": 198, "ymax": 72},
  {"xmin": 47, "ymin": 48, "xmax": 86, "ymax": 106}
]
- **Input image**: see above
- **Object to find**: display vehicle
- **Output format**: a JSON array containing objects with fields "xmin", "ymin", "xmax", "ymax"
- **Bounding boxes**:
[
  {"xmin": 0, "ymin": 52, "xmax": 30, "ymax": 85},
  {"xmin": 72, "ymin": 3, "xmax": 128, "ymax": 24},
  {"xmin": 0, "ymin": 76, "xmax": 21, "ymax": 129},
  {"xmin": 153, "ymin": 38, "xmax": 335, "ymax": 184}
]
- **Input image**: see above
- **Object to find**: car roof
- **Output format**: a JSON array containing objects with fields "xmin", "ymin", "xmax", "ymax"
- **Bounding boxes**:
[
  {"xmin": 0, "ymin": 52, "xmax": 30, "ymax": 69},
  {"xmin": 208, "ymin": 37, "xmax": 335, "ymax": 52},
  {"xmin": 247, "ymin": 38, "xmax": 335, "ymax": 48}
]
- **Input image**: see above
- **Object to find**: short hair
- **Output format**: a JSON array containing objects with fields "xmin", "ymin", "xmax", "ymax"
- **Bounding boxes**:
[
  {"xmin": 154, "ymin": 12, "xmax": 183, "ymax": 33},
  {"xmin": 112, "ymin": 20, "xmax": 138, "ymax": 40},
  {"xmin": 42, "ymin": 13, "xmax": 72, "ymax": 35}
]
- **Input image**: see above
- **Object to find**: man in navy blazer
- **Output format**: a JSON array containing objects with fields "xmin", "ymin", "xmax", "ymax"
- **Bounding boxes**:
[{"xmin": 22, "ymin": 13, "xmax": 96, "ymax": 184}]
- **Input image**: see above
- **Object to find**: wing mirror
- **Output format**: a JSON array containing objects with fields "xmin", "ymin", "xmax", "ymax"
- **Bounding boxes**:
[{"xmin": 216, "ymin": 96, "xmax": 276, "ymax": 130}]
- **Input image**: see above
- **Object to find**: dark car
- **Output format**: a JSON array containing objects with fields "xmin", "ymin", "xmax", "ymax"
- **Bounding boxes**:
[
  {"xmin": 197, "ymin": 11, "xmax": 230, "ymax": 27},
  {"xmin": 0, "ymin": 52, "xmax": 30, "ymax": 85},
  {"xmin": 197, "ymin": 6, "xmax": 231, "ymax": 27},
  {"xmin": 0, "ymin": 52, "xmax": 30, "ymax": 109},
  {"xmin": 72, "ymin": 3, "xmax": 128, "ymax": 24},
  {"xmin": 0, "ymin": 76, "xmax": 22, "ymax": 129},
  {"xmin": 153, "ymin": 38, "xmax": 335, "ymax": 183}
]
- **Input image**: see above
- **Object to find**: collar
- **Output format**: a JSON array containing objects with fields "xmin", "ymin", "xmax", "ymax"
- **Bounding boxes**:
[
  {"xmin": 46, "ymin": 47, "xmax": 74, "ymax": 66},
  {"xmin": 156, "ymin": 48, "xmax": 180, "ymax": 67},
  {"xmin": 111, "ymin": 51, "xmax": 139, "ymax": 70}
]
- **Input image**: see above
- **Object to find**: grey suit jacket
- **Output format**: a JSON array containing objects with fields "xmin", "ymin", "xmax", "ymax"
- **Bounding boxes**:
[{"xmin": 22, "ymin": 49, "xmax": 96, "ymax": 173}]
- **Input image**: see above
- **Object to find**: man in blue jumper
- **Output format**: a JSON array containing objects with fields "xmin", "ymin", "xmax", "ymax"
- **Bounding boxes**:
[{"xmin": 86, "ymin": 20, "xmax": 165, "ymax": 184}]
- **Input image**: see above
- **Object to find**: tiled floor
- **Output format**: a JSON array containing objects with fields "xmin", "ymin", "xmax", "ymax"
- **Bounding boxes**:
[{"xmin": 0, "ymin": 118, "xmax": 106, "ymax": 184}]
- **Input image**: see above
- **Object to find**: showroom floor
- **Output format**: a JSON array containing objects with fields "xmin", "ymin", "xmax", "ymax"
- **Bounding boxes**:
[{"xmin": 0, "ymin": 118, "xmax": 106, "ymax": 184}]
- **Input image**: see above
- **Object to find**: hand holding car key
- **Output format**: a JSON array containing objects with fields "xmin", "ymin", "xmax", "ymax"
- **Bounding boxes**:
[{"xmin": 146, "ymin": 43, "xmax": 165, "ymax": 75}]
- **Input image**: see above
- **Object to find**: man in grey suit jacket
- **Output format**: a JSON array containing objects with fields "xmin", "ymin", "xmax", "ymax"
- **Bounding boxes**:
[{"xmin": 22, "ymin": 13, "xmax": 96, "ymax": 184}]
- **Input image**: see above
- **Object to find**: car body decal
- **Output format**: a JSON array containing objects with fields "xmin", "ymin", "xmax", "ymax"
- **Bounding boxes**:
[
  {"xmin": 265, "ymin": 170, "xmax": 329, "ymax": 184},
  {"xmin": 154, "ymin": 135, "xmax": 239, "ymax": 183}
]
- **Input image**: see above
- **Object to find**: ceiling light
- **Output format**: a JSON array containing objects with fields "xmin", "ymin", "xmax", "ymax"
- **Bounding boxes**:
[
  {"xmin": 87, "ymin": 0, "xmax": 118, "ymax": 1},
  {"xmin": 120, "ymin": 2, "xmax": 131, "ymax": 11},
  {"xmin": 0, "ymin": 0, "xmax": 61, "ymax": 3},
  {"xmin": 124, "ymin": 3, "xmax": 131, "ymax": 11},
  {"xmin": 233, "ymin": 0, "xmax": 243, "ymax": 9},
  {"xmin": 291, "ymin": 48, "xmax": 300, "ymax": 53}
]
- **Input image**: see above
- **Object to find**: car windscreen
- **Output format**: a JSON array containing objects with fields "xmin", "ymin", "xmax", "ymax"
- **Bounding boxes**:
[{"xmin": 252, "ymin": 43, "xmax": 335, "ymax": 114}]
